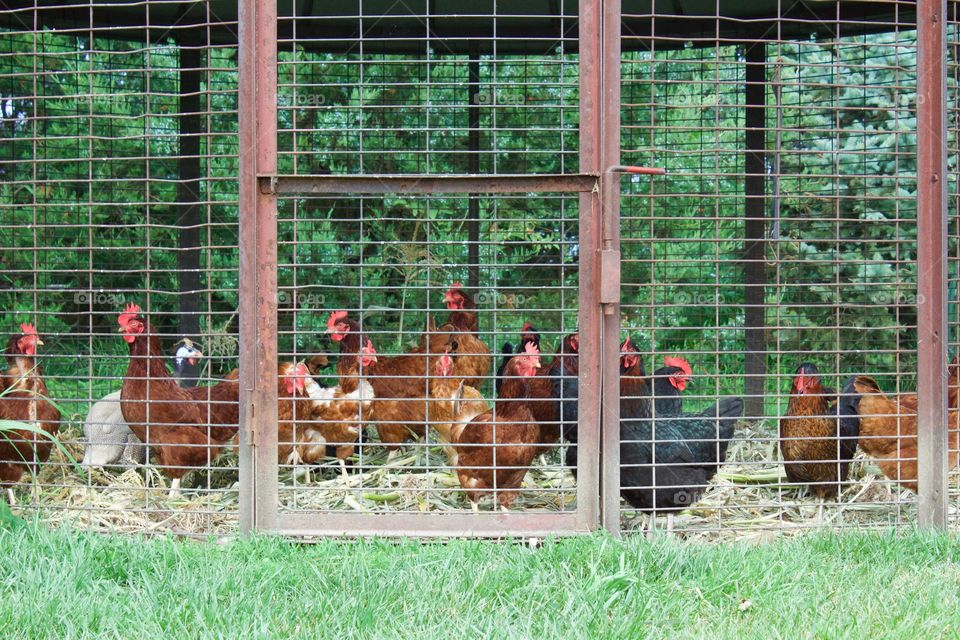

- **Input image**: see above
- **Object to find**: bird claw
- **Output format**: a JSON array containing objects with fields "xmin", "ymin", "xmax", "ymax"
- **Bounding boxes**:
[
  {"xmin": 6, "ymin": 488, "xmax": 15, "ymax": 506},
  {"xmin": 470, "ymin": 501, "xmax": 480, "ymax": 514}
]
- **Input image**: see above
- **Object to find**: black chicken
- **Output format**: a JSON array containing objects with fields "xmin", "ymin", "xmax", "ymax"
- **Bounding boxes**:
[
  {"xmin": 495, "ymin": 322, "xmax": 540, "ymax": 393},
  {"xmin": 563, "ymin": 360, "xmax": 743, "ymax": 512}
]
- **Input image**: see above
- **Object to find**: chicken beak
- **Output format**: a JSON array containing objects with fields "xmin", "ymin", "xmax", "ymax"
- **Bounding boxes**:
[{"xmin": 35, "ymin": 338, "xmax": 44, "ymax": 347}]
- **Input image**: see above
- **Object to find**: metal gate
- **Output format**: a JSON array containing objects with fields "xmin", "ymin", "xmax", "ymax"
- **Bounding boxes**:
[{"xmin": 237, "ymin": 0, "xmax": 620, "ymax": 536}]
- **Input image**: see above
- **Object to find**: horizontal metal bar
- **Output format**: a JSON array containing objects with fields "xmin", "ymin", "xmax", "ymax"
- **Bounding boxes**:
[
  {"xmin": 274, "ymin": 512, "xmax": 587, "ymax": 538},
  {"xmin": 261, "ymin": 174, "xmax": 599, "ymax": 195}
]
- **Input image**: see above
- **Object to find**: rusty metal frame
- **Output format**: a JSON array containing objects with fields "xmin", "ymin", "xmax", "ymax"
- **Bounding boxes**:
[
  {"xmin": 261, "ymin": 174, "xmax": 600, "ymax": 195},
  {"xmin": 916, "ymin": 0, "xmax": 949, "ymax": 528},
  {"xmin": 597, "ymin": 0, "xmax": 623, "ymax": 535},
  {"xmin": 238, "ymin": 0, "xmax": 608, "ymax": 537},
  {"xmin": 238, "ymin": 0, "xmax": 280, "ymax": 533}
]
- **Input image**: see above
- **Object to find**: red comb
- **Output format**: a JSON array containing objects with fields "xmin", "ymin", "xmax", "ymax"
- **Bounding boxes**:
[
  {"xmin": 118, "ymin": 303, "xmax": 141, "ymax": 327},
  {"xmin": 521, "ymin": 321, "xmax": 533, "ymax": 332},
  {"xmin": 19, "ymin": 323, "xmax": 37, "ymax": 336},
  {"xmin": 524, "ymin": 341, "xmax": 540, "ymax": 356},
  {"xmin": 451, "ymin": 281, "xmax": 463, "ymax": 290},
  {"xmin": 620, "ymin": 337, "xmax": 633, "ymax": 352},
  {"xmin": 664, "ymin": 356, "xmax": 691, "ymax": 377},
  {"xmin": 362, "ymin": 339, "xmax": 377, "ymax": 355},
  {"xmin": 294, "ymin": 362, "xmax": 309, "ymax": 378},
  {"xmin": 327, "ymin": 310, "xmax": 348, "ymax": 329}
]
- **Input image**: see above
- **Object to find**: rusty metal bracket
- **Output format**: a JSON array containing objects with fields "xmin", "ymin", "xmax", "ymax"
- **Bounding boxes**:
[
  {"xmin": 261, "ymin": 173, "xmax": 600, "ymax": 195},
  {"xmin": 258, "ymin": 175, "xmax": 279, "ymax": 195},
  {"xmin": 598, "ymin": 248, "xmax": 621, "ymax": 307}
]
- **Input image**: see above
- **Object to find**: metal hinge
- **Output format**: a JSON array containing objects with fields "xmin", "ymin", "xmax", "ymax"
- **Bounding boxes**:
[{"xmin": 599, "ymin": 249, "xmax": 621, "ymax": 306}]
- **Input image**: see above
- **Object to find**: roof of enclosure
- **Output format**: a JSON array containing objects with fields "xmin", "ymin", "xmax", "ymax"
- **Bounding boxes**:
[{"xmin": 0, "ymin": 1, "xmax": 916, "ymax": 52}]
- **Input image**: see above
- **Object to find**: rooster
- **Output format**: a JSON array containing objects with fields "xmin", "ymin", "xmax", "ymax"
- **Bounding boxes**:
[
  {"xmin": 450, "ymin": 342, "xmax": 542, "ymax": 511},
  {"xmin": 0, "ymin": 324, "xmax": 61, "ymax": 504},
  {"xmin": 838, "ymin": 375, "xmax": 960, "ymax": 492},
  {"xmin": 118, "ymin": 304, "xmax": 235, "ymax": 497},
  {"xmin": 780, "ymin": 363, "xmax": 859, "ymax": 498},
  {"xmin": 326, "ymin": 310, "xmax": 457, "ymax": 449}
]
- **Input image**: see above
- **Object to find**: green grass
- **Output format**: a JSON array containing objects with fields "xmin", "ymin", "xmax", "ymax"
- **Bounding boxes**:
[{"xmin": 1, "ymin": 524, "xmax": 959, "ymax": 639}]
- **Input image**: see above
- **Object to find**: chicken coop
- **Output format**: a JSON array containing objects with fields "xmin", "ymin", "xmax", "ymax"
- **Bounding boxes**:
[{"xmin": 0, "ymin": 0, "xmax": 957, "ymax": 539}]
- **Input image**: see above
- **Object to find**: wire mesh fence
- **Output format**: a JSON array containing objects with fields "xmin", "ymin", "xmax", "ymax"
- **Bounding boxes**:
[
  {"xmin": 0, "ymin": 4, "xmax": 240, "ymax": 535},
  {"xmin": 0, "ymin": 0, "xmax": 955, "ymax": 539}
]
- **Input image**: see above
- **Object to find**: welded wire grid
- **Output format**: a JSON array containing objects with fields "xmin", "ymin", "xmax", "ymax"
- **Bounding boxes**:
[
  {"xmin": 619, "ymin": 6, "xmax": 930, "ymax": 539},
  {"xmin": 272, "ymin": 5, "xmax": 582, "ymax": 515},
  {"xmin": 0, "ymin": 4, "xmax": 240, "ymax": 535}
]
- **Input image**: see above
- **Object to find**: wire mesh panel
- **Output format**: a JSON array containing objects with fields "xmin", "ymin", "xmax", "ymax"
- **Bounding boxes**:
[
  {"xmin": 0, "ymin": 4, "xmax": 240, "ymax": 535},
  {"xmin": 0, "ymin": 0, "xmax": 953, "ymax": 540},
  {"xmin": 273, "ymin": 194, "xmax": 580, "ymax": 520},
  {"xmin": 618, "ymin": 4, "xmax": 932, "ymax": 539},
  {"xmin": 258, "ymin": 2, "xmax": 596, "ymax": 535}
]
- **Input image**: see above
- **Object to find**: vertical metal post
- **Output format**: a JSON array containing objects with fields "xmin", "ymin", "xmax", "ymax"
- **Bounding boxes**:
[
  {"xmin": 577, "ymin": 0, "xmax": 603, "ymax": 532},
  {"xmin": 599, "ymin": 0, "xmax": 623, "ymax": 535},
  {"xmin": 237, "ymin": 0, "xmax": 257, "ymax": 534},
  {"xmin": 177, "ymin": 43, "xmax": 202, "ymax": 387},
  {"xmin": 238, "ymin": 0, "xmax": 278, "ymax": 533},
  {"xmin": 916, "ymin": 0, "xmax": 948, "ymax": 528},
  {"xmin": 743, "ymin": 43, "xmax": 767, "ymax": 422},
  {"xmin": 254, "ymin": 0, "xmax": 279, "ymax": 532}
]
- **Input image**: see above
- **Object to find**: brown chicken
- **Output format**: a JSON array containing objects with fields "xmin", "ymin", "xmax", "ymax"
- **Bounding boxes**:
[
  {"xmin": 184, "ymin": 371, "xmax": 240, "ymax": 443},
  {"xmin": 327, "ymin": 310, "xmax": 456, "ymax": 449},
  {"xmin": 439, "ymin": 283, "xmax": 492, "ymax": 389},
  {"xmin": 839, "ymin": 374, "xmax": 960, "ymax": 492},
  {"xmin": 118, "ymin": 304, "xmax": 233, "ymax": 497},
  {"xmin": 450, "ymin": 341, "xmax": 542, "ymax": 511},
  {"xmin": 426, "ymin": 349, "xmax": 489, "ymax": 466},
  {"xmin": 526, "ymin": 332, "xmax": 579, "ymax": 457},
  {"xmin": 780, "ymin": 363, "xmax": 859, "ymax": 498},
  {"xmin": 949, "ymin": 354, "xmax": 960, "ymax": 410},
  {"xmin": 0, "ymin": 324, "xmax": 61, "ymax": 504},
  {"xmin": 277, "ymin": 360, "xmax": 374, "ymax": 479}
]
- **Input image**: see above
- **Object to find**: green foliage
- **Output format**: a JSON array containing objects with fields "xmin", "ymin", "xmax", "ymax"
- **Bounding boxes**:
[{"xmin": 0, "ymin": 27, "xmax": 953, "ymax": 414}]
